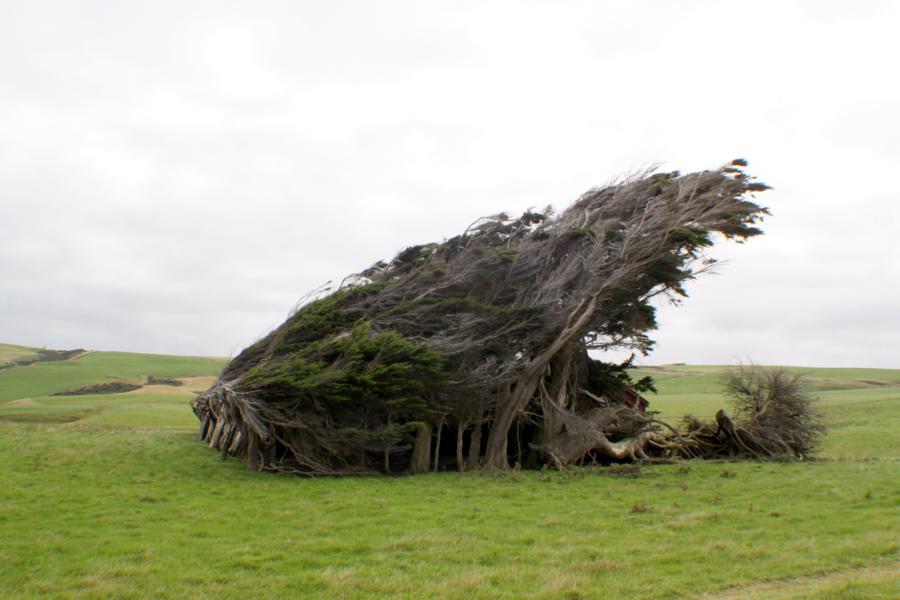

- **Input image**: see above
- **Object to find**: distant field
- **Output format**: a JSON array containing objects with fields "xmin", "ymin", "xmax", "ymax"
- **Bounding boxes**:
[
  {"xmin": 0, "ymin": 350, "xmax": 226, "ymax": 404},
  {"xmin": 0, "ymin": 352, "xmax": 897, "ymax": 599},
  {"xmin": 0, "ymin": 343, "xmax": 41, "ymax": 367}
]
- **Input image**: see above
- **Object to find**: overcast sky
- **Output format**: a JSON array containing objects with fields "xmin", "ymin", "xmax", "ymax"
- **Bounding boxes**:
[{"xmin": 2, "ymin": 1, "xmax": 898, "ymax": 367}]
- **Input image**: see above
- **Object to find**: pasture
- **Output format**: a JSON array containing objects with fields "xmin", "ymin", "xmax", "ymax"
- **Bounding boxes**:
[{"xmin": 1, "ymin": 352, "xmax": 897, "ymax": 598}]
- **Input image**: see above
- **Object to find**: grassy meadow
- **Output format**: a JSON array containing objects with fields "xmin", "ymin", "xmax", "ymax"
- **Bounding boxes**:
[{"xmin": 1, "ymin": 350, "xmax": 897, "ymax": 598}]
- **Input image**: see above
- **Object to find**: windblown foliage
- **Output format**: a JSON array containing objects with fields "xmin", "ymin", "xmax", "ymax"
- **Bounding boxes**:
[
  {"xmin": 723, "ymin": 364, "xmax": 825, "ymax": 458},
  {"xmin": 654, "ymin": 365, "xmax": 825, "ymax": 461},
  {"xmin": 194, "ymin": 161, "xmax": 802, "ymax": 475}
]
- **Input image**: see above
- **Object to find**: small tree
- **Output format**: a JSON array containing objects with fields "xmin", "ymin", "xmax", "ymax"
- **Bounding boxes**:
[{"xmin": 724, "ymin": 364, "xmax": 826, "ymax": 459}]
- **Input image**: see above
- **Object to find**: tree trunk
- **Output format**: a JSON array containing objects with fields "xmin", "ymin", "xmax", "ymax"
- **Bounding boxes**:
[
  {"xmin": 484, "ymin": 382, "xmax": 517, "ymax": 469},
  {"xmin": 538, "ymin": 346, "xmax": 573, "ymax": 447},
  {"xmin": 384, "ymin": 414, "xmax": 393, "ymax": 473},
  {"xmin": 467, "ymin": 402, "xmax": 484, "ymax": 470},
  {"xmin": 432, "ymin": 415, "xmax": 445, "ymax": 472},
  {"xmin": 247, "ymin": 434, "xmax": 260, "ymax": 471},
  {"xmin": 483, "ymin": 296, "xmax": 597, "ymax": 469},
  {"xmin": 456, "ymin": 423, "xmax": 466, "ymax": 471},
  {"xmin": 543, "ymin": 428, "xmax": 652, "ymax": 465},
  {"xmin": 540, "ymin": 407, "xmax": 652, "ymax": 465},
  {"xmin": 410, "ymin": 422, "xmax": 433, "ymax": 474},
  {"xmin": 515, "ymin": 418, "xmax": 523, "ymax": 468}
]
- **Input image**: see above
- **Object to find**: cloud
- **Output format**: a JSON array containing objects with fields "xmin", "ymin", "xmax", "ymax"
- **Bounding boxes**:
[{"xmin": 1, "ymin": 1, "xmax": 898, "ymax": 367}]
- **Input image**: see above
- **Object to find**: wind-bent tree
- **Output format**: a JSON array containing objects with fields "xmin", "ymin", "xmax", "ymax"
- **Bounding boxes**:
[{"xmin": 193, "ymin": 160, "xmax": 807, "ymax": 475}]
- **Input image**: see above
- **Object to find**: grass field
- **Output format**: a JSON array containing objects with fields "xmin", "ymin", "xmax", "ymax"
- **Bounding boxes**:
[
  {"xmin": 1, "ymin": 353, "xmax": 897, "ymax": 598},
  {"xmin": 0, "ymin": 350, "xmax": 225, "ymax": 404}
]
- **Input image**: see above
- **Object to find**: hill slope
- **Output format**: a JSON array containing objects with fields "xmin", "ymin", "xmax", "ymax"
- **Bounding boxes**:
[
  {"xmin": 0, "ymin": 343, "xmax": 41, "ymax": 367},
  {"xmin": 0, "ymin": 346, "xmax": 226, "ymax": 426}
]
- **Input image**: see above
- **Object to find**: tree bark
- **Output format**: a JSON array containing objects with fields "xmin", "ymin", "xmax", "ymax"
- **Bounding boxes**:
[
  {"xmin": 410, "ymin": 422, "xmax": 433, "ymax": 474},
  {"xmin": 467, "ymin": 401, "xmax": 484, "ymax": 470},
  {"xmin": 384, "ymin": 414, "xmax": 393, "ymax": 473},
  {"xmin": 541, "ymin": 407, "xmax": 652, "ymax": 465},
  {"xmin": 483, "ymin": 382, "xmax": 516, "ymax": 469},
  {"xmin": 538, "ymin": 346, "xmax": 573, "ymax": 447},
  {"xmin": 247, "ymin": 434, "xmax": 260, "ymax": 471},
  {"xmin": 484, "ymin": 296, "xmax": 597, "ymax": 469},
  {"xmin": 432, "ymin": 415, "xmax": 445, "ymax": 472},
  {"xmin": 456, "ymin": 423, "xmax": 466, "ymax": 471}
]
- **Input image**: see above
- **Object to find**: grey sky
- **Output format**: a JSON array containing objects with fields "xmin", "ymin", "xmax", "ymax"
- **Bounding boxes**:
[{"xmin": 1, "ymin": 1, "xmax": 898, "ymax": 367}]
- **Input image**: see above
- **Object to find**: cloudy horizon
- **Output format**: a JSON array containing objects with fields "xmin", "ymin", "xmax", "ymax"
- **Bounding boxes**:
[{"xmin": 2, "ymin": 1, "xmax": 898, "ymax": 368}]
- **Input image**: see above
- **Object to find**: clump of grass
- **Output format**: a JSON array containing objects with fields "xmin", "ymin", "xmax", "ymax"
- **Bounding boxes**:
[
  {"xmin": 720, "ymin": 469, "xmax": 737, "ymax": 479},
  {"xmin": 584, "ymin": 558, "xmax": 618, "ymax": 574},
  {"xmin": 630, "ymin": 500, "xmax": 654, "ymax": 513},
  {"xmin": 607, "ymin": 464, "xmax": 643, "ymax": 478}
]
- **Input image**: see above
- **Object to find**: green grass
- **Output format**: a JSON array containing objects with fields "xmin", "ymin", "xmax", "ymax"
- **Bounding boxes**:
[
  {"xmin": 1, "ymin": 356, "xmax": 897, "ymax": 598},
  {"xmin": 0, "ymin": 391, "xmax": 200, "ymax": 428},
  {"xmin": 0, "ymin": 350, "xmax": 226, "ymax": 403}
]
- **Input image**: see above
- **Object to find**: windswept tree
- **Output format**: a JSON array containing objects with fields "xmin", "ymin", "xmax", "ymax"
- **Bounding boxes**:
[{"xmin": 193, "ymin": 160, "xmax": 797, "ymax": 475}]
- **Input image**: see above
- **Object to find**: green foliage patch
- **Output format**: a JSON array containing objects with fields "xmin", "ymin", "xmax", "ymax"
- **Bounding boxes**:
[
  {"xmin": 243, "ymin": 320, "xmax": 447, "ymax": 459},
  {"xmin": 247, "ymin": 321, "xmax": 445, "ymax": 411}
]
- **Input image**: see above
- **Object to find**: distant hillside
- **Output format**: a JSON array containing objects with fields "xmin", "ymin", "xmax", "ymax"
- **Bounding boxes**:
[
  {"xmin": 0, "ymin": 343, "xmax": 86, "ymax": 369},
  {"xmin": 0, "ymin": 344, "xmax": 39, "ymax": 366},
  {"xmin": 0, "ymin": 346, "xmax": 226, "ymax": 404}
]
